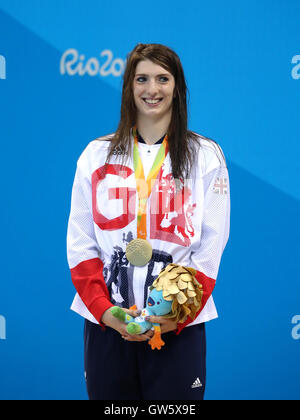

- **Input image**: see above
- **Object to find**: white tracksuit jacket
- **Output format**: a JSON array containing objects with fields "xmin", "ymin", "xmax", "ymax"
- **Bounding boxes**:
[{"xmin": 67, "ymin": 133, "xmax": 230, "ymax": 334}]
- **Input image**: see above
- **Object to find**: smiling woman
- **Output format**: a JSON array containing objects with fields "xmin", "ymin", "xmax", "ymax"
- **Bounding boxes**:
[
  {"xmin": 67, "ymin": 43, "xmax": 230, "ymax": 401},
  {"xmin": 133, "ymin": 60, "xmax": 175, "ymax": 137},
  {"xmin": 104, "ymin": 44, "xmax": 203, "ymax": 182}
]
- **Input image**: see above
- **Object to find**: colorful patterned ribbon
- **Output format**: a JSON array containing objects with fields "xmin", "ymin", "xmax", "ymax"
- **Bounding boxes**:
[{"xmin": 132, "ymin": 126, "xmax": 169, "ymax": 239}]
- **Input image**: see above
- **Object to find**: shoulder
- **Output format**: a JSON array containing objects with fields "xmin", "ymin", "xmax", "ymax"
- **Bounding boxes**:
[
  {"xmin": 79, "ymin": 133, "xmax": 114, "ymax": 159},
  {"xmin": 77, "ymin": 133, "xmax": 115, "ymax": 170},
  {"xmin": 189, "ymin": 131, "xmax": 227, "ymax": 175}
]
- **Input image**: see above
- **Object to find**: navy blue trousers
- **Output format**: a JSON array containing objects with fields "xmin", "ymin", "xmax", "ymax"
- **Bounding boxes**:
[{"xmin": 84, "ymin": 320, "xmax": 206, "ymax": 400}]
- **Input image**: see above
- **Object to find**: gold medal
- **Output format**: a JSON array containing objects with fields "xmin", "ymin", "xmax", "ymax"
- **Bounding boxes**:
[{"xmin": 126, "ymin": 238, "xmax": 153, "ymax": 267}]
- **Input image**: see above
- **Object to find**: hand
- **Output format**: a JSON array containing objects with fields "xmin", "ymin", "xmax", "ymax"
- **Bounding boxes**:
[
  {"xmin": 146, "ymin": 316, "xmax": 178, "ymax": 334},
  {"xmin": 122, "ymin": 315, "xmax": 178, "ymax": 342},
  {"xmin": 101, "ymin": 307, "xmax": 153, "ymax": 342}
]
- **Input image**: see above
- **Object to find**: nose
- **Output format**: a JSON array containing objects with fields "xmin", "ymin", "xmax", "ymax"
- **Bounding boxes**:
[{"xmin": 146, "ymin": 78, "xmax": 159, "ymax": 97}]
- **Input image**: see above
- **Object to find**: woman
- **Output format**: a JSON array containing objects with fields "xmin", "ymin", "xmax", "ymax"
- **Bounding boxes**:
[{"xmin": 67, "ymin": 43, "xmax": 230, "ymax": 400}]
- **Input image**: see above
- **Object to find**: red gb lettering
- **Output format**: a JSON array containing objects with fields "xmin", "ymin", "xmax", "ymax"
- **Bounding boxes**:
[
  {"xmin": 92, "ymin": 164, "xmax": 136, "ymax": 230},
  {"xmin": 150, "ymin": 173, "xmax": 196, "ymax": 246}
]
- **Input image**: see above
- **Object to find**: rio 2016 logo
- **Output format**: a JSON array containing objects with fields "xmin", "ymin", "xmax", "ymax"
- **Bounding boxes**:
[
  {"xmin": 291, "ymin": 315, "xmax": 300, "ymax": 340},
  {"xmin": 291, "ymin": 55, "xmax": 300, "ymax": 80},
  {"xmin": 60, "ymin": 48, "xmax": 126, "ymax": 78},
  {"xmin": 0, "ymin": 54, "xmax": 6, "ymax": 80},
  {"xmin": 0, "ymin": 315, "xmax": 6, "ymax": 340}
]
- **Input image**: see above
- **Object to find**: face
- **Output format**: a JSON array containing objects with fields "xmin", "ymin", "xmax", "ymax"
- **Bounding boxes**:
[{"xmin": 133, "ymin": 59, "xmax": 175, "ymax": 121}]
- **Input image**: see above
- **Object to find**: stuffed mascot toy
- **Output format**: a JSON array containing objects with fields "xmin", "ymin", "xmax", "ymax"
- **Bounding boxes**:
[{"xmin": 111, "ymin": 264, "xmax": 203, "ymax": 350}]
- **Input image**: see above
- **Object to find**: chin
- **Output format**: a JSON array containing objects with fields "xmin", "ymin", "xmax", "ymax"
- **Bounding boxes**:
[{"xmin": 139, "ymin": 105, "xmax": 172, "ymax": 119}]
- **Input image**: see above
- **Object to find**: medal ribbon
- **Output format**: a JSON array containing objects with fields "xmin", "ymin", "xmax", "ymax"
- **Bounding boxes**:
[{"xmin": 132, "ymin": 126, "xmax": 169, "ymax": 239}]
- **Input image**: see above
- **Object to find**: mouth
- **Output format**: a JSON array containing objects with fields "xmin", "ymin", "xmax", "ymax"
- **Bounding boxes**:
[{"xmin": 142, "ymin": 98, "xmax": 163, "ymax": 106}]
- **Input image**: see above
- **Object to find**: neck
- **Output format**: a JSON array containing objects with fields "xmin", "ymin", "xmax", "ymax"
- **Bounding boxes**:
[{"xmin": 136, "ymin": 115, "xmax": 171, "ymax": 145}]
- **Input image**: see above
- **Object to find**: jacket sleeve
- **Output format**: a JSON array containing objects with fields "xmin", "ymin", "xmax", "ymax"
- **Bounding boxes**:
[
  {"xmin": 67, "ymin": 157, "xmax": 113, "ymax": 326},
  {"xmin": 176, "ymin": 144, "xmax": 230, "ymax": 334}
]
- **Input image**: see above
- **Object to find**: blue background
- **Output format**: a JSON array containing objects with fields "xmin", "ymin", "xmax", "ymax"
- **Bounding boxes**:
[{"xmin": 0, "ymin": 0, "xmax": 299, "ymax": 400}]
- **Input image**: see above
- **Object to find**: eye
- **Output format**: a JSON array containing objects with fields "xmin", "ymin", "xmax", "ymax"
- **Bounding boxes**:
[
  {"xmin": 159, "ymin": 76, "xmax": 169, "ymax": 83},
  {"xmin": 136, "ymin": 76, "xmax": 147, "ymax": 83}
]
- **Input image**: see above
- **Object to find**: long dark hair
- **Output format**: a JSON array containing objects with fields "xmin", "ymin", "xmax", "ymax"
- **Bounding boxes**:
[{"xmin": 103, "ymin": 43, "xmax": 212, "ymax": 180}]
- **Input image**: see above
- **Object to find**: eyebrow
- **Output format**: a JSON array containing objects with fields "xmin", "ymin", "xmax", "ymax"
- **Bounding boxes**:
[{"xmin": 135, "ymin": 73, "xmax": 170, "ymax": 77}]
